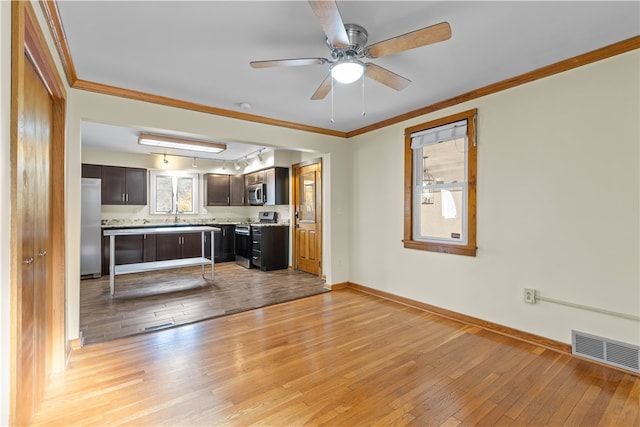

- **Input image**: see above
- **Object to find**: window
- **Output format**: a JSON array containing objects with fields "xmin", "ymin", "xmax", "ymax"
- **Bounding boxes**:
[
  {"xmin": 149, "ymin": 170, "xmax": 200, "ymax": 215},
  {"xmin": 404, "ymin": 109, "xmax": 477, "ymax": 256}
]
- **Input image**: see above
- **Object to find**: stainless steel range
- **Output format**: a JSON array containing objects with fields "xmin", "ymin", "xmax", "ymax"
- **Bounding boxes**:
[
  {"xmin": 235, "ymin": 211, "xmax": 279, "ymax": 268},
  {"xmin": 234, "ymin": 224, "xmax": 252, "ymax": 268}
]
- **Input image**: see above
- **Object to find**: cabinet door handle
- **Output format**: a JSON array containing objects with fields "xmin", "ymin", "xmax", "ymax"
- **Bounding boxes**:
[
  {"xmin": 126, "ymin": 193, "xmax": 129, "ymax": 202},
  {"xmin": 38, "ymin": 250, "xmax": 47, "ymax": 257},
  {"xmin": 23, "ymin": 257, "xmax": 34, "ymax": 264},
  {"xmin": 122, "ymin": 193, "xmax": 125, "ymax": 202}
]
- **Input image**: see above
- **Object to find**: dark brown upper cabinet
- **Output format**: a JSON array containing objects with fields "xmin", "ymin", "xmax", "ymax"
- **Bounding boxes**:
[
  {"xmin": 264, "ymin": 167, "xmax": 289, "ymax": 205},
  {"xmin": 205, "ymin": 174, "xmax": 231, "ymax": 206},
  {"xmin": 83, "ymin": 164, "xmax": 147, "ymax": 205},
  {"xmin": 230, "ymin": 175, "xmax": 245, "ymax": 206}
]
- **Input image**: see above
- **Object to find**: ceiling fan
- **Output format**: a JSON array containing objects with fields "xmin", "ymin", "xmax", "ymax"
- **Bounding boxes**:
[{"xmin": 250, "ymin": 1, "xmax": 452, "ymax": 100}]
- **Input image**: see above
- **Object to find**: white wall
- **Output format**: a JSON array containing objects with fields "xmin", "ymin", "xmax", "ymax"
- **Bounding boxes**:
[
  {"xmin": 66, "ymin": 90, "xmax": 352, "ymax": 340},
  {"xmin": 350, "ymin": 50, "xmax": 640, "ymax": 346}
]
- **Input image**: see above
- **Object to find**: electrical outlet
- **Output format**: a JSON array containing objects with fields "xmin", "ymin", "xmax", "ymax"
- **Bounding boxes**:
[{"xmin": 524, "ymin": 288, "xmax": 537, "ymax": 304}]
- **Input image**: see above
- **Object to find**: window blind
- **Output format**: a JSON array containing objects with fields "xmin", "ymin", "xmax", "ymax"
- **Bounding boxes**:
[{"xmin": 410, "ymin": 119, "xmax": 467, "ymax": 149}]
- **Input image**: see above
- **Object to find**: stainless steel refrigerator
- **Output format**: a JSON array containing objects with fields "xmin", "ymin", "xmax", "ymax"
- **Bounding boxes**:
[{"xmin": 81, "ymin": 178, "xmax": 102, "ymax": 278}]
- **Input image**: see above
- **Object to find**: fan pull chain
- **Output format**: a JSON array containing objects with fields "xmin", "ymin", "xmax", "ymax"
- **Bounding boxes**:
[
  {"xmin": 361, "ymin": 74, "xmax": 366, "ymax": 117},
  {"xmin": 330, "ymin": 77, "xmax": 335, "ymax": 123}
]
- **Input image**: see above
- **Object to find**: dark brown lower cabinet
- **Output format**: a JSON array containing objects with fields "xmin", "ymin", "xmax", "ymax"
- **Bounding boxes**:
[
  {"xmin": 102, "ymin": 233, "xmax": 156, "ymax": 276},
  {"xmin": 204, "ymin": 224, "xmax": 235, "ymax": 262},
  {"xmin": 155, "ymin": 232, "xmax": 202, "ymax": 261}
]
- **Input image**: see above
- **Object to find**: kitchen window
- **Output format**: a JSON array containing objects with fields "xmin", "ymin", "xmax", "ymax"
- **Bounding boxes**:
[
  {"xmin": 149, "ymin": 170, "xmax": 199, "ymax": 215},
  {"xmin": 404, "ymin": 109, "xmax": 477, "ymax": 256}
]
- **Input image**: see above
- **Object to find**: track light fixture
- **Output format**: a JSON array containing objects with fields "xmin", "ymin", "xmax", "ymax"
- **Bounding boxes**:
[
  {"xmin": 191, "ymin": 157, "xmax": 198, "ymax": 168},
  {"xmin": 234, "ymin": 161, "xmax": 240, "ymax": 171},
  {"xmin": 163, "ymin": 154, "xmax": 169, "ymax": 164}
]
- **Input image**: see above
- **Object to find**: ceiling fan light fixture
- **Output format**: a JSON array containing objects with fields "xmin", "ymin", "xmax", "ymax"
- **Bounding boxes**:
[
  {"xmin": 331, "ymin": 59, "xmax": 364, "ymax": 84},
  {"xmin": 138, "ymin": 133, "xmax": 226, "ymax": 154}
]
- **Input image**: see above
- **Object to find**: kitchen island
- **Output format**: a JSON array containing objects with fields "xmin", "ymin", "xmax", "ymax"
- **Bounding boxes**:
[{"xmin": 103, "ymin": 226, "xmax": 219, "ymax": 296}]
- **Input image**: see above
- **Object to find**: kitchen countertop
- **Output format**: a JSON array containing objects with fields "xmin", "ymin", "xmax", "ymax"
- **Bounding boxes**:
[
  {"xmin": 103, "ymin": 225, "xmax": 220, "ymax": 236},
  {"xmin": 102, "ymin": 222, "xmax": 289, "ymax": 229},
  {"xmin": 102, "ymin": 222, "xmax": 243, "ymax": 229}
]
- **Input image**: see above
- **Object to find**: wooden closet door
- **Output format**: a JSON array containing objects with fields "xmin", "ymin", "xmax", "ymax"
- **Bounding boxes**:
[
  {"xmin": 18, "ymin": 53, "xmax": 52, "ymax": 421},
  {"xmin": 32, "ymin": 52, "xmax": 52, "ymax": 403}
]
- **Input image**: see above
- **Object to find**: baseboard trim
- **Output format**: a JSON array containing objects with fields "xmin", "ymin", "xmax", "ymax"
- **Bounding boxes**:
[
  {"xmin": 327, "ymin": 281, "xmax": 349, "ymax": 291},
  {"xmin": 66, "ymin": 334, "xmax": 84, "ymax": 366},
  {"xmin": 70, "ymin": 334, "xmax": 83, "ymax": 350},
  {"xmin": 346, "ymin": 282, "xmax": 572, "ymax": 355}
]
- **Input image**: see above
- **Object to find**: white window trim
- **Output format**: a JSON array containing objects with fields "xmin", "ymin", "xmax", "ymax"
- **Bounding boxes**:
[
  {"xmin": 149, "ymin": 170, "xmax": 200, "ymax": 215},
  {"xmin": 411, "ymin": 135, "xmax": 469, "ymax": 246}
]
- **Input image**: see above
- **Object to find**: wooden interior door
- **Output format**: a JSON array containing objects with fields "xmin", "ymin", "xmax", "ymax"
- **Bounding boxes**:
[
  {"xmin": 10, "ymin": 2, "xmax": 67, "ymax": 424},
  {"xmin": 16, "ymin": 52, "xmax": 53, "ymax": 424},
  {"xmin": 293, "ymin": 160, "xmax": 322, "ymax": 276}
]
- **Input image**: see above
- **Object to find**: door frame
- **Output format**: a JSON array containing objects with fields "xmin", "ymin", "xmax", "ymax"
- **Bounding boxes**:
[
  {"xmin": 10, "ymin": 1, "xmax": 66, "ymax": 424},
  {"xmin": 291, "ymin": 158, "xmax": 323, "ymax": 278}
]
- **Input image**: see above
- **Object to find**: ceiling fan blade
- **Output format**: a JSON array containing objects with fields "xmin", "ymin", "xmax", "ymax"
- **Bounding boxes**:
[
  {"xmin": 308, "ymin": 0, "xmax": 349, "ymax": 48},
  {"xmin": 250, "ymin": 58, "xmax": 328, "ymax": 68},
  {"xmin": 311, "ymin": 73, "xmax": 332, "ymax": 100},
  {"xmin": 366, "ymin": 22, "xmax": 452, "ymax": 58},
  {"xmin": 365, "ymin": 63, "xmax": 411, "ymax": 91}
]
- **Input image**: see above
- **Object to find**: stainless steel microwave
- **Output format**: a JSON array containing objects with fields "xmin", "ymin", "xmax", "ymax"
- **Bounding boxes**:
[{"xmin": 247, "ymin": 183, "xmax": 265, "ymax": 205}]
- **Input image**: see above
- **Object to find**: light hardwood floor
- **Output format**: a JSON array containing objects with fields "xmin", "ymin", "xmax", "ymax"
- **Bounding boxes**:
[{"xmin": 33, "ymin": 288, "xmax": 639, "ymax": 426}]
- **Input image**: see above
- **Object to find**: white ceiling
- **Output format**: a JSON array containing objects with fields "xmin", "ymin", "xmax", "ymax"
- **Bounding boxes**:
[{"xmin": 55, "ymin": 1, "xmax": 639, "ymax": 160}]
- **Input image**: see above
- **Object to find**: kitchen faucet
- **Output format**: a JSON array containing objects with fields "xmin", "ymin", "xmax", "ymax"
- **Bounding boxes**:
[{"xmin": 174, "ymin": 209, "xmax": 183, "ymax": 223}]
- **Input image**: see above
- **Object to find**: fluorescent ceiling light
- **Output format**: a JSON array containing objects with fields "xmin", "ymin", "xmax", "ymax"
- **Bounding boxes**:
[
  {"xmin": 331, "ymin": 59, "xmax": 364, "ymax": 84},
  {"xmin": 138, "ymin": 133, "xmax": 226, "ymax": 154}
]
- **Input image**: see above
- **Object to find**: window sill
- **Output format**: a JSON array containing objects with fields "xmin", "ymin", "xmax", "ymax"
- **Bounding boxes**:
[{"xmin": 403, "ymin": 239, "xmax": 477, "ymax": 257}]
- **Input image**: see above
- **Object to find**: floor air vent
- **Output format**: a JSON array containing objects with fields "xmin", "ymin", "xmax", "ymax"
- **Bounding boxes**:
[{"xmin": 572, "ymin": 330, "xmax": 639, "ymax": 373}]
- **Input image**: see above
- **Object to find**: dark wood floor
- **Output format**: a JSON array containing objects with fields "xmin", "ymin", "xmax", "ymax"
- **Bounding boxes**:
[
  {"xmin": 80, "ymin": 262, "xmax": 328, "ymax": 345},
  {"xmin": 35, "ymin": 288, "xmax": 638, "ymax": 426}
]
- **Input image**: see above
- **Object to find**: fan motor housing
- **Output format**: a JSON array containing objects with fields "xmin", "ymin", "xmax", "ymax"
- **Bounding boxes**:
[{"xmin": 327, "ymin": 23, "xmax": 368, "ymax": 59}]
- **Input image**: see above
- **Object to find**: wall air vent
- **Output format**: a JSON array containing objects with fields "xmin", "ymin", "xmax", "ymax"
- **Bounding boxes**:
[{"xmin": 572, "ymin": 330, "xmax": 639, "ymax": 373}]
